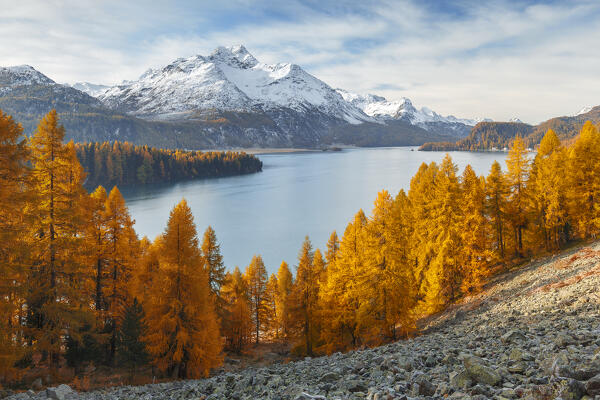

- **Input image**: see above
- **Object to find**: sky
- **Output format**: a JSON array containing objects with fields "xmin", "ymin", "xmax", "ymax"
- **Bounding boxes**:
[{"xmin": 1, "ymin": 0, "xmax": 599, "ymax": 123}]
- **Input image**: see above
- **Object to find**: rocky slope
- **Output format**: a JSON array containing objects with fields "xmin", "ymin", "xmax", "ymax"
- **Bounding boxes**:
[{"xmin": 8, "ymin": 242, "xmax": 600, "ymax": 400}]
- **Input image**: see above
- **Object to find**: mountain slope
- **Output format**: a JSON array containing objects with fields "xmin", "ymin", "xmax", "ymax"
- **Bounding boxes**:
[
  {"xmin": 420, "ymin": 106, "xmax": 600, "ymax": 151},
  {"xmin": 0, "ymin": 47, "xmax": 487, "ymax": 149},
  {"xmin": 100, "ymin": 45, "xmax": 372, "ymax": 125},
  {"xmin": 14, "ymin": 242, "xmax": 600, "ymax": 399},
  {"xmin": 336, "ymin": 88, "xmax": 488, "ymax": 138}
]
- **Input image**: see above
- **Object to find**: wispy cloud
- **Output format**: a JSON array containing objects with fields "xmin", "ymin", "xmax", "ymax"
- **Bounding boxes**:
[{"xmin": 1, "ymin": 0, "xmax": 599, "ymax": 123}]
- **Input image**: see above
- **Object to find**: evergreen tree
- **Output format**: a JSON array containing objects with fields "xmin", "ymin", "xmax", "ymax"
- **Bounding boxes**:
[
  {"xmin": 118, "ymin": 298, "xmax": 148, "ymax": 376},
  {"xmin": 201, "ymin": 226, "xmax": 227, "ymax": 317}
]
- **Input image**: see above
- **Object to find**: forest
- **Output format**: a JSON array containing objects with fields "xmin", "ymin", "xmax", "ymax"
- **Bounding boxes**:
[
  {"xmin": 75, "ymin": 141, "xmax": 262, "ymax": 188},
  {"xmin": 2, "ymin": 108, "xmax": 600, "ymax": 387}
]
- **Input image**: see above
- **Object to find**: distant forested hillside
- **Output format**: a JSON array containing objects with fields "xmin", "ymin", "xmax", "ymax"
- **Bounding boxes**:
[
  {"xmin": 75, "ymin": 141, "xmax": 263, "ymax": 189},
  {"xmin": 420, "ymin": 106, "xmax": 600, "ymax": 151}
]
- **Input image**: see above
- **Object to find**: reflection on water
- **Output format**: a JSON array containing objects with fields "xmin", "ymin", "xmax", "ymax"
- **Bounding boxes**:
[{"xmin": 121, "ymin": 147, "xmax": 509, "ymax": 273}]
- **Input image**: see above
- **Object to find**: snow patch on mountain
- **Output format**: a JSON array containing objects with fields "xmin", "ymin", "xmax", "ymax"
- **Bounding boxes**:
[
  {"xmin": 337, "ymin": 89, "xmax": 486, "ymax": 127},
  {"xmin": 69, "ymin": 82, "xmax": 111, "ymax": 97},
  {"xmin": 99, "ymin": 46, "xmax": 373, "ymax": 124},
  {"xmin": 0, "ymin": 65, "xmax": 54, "ymax": 86},
  {"xmin": 576, "ymin": 106, "xmax": 593, "ymax": 116}
]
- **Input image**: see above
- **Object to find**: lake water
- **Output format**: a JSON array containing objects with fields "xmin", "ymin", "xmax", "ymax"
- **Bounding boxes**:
[{"xmin": 121, "ymin": 147, "xmax": 508, "ymax": 274}]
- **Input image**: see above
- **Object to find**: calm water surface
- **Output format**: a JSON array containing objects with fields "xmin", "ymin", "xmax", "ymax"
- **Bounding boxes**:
[{"xmin": 121, "ymin": 147, "xmax": 508, "ymax": 273}]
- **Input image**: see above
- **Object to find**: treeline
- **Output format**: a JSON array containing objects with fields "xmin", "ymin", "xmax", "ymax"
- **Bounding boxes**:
[
  {"xmin": 420, "ymin": 122, "xmax": 534, "ymax": 151},
  {"xmin": 75, "ymin": 141, "xmax": 262, "ymax": 188},
  {"xmin": 2, "ymin": 108, "xmax": 600, "ymax": 385}
]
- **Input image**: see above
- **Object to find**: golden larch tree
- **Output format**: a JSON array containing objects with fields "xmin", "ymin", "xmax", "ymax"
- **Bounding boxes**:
[
  {"xmin": 485, "ymin": 161, "xmax": 508, "ymax": 259},
  {"xmin": 0, "ymin": 110, "xmax": 29, "ymax": 379},
  {"xmin": 530, "ymin": 130, "xmax": 569, "ymax": 249},
  {"xmin": 103, "ymin": 186, "xmax": 138, "ymax": 364},
  {"xmin": 144, "ymin": 199, "xmax": 222, "ymax": 378},
  {"xmin": 201, "ymin": 226, "xmax": 227, "ymax": 314},
  {"xmin": 26, "ymin": 110, "xmax": 90, "ymax": 367},
  {"xmin": 275, "ymin": 261, "xmax": 293, "ymax": 339},
  {"xmin": 460, "ymin": 165, "xmax": 491, "ymax": 294},
  {"xmin": 221, "ymin": 267, "xmax": 252, "ymax": 353},
  {"xmin": 244, "ymin": 255, "xmax": 268, "ymax": 344},
  {"xmin": 568, "ymin": 121, "xmax": 600, "ymax": 238},
  {"xmin": 289, "ymin": 237, "xmax": 321, "ymax": 355},
  {"xmin": 505, "ymin": 136, "xmax": 530, "ymax": 256}
]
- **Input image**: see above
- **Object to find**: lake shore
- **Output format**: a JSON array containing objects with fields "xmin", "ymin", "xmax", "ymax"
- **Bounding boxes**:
[{"xmin": 204, "ymin": 146, "xmax": 355, "ymax": 155}]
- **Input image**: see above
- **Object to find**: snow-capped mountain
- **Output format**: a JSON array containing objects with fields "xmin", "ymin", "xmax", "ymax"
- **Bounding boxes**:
[
  {"xmin": 100, "ymin": 45, "xmax": 372, "ymax": 125},
  {"xmin": 0, "ymin": 46, "xmax": 493, "ymax": 148},
  {"xmin": 0, "ymin": 65, "xmax": 54, "ymax": 88},
  {"xmin": 69, "ymin": 82, "xmax": 111, "ymax": 97},
  {"xmin": 509, "ymin": 117, "xmax": 524, "ymax": 123},
  {"xmin": 576, "ymin": 106, "xmax": 593, "ymax": 116},
  {"xmin": 336, "ymin": 89, "xmax": 485, "ymax": 128}
]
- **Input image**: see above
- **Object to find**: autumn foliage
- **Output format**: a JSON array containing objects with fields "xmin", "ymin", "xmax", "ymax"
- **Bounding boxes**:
[{"xmin": 1, "ymin": 108, "xmax": 600, "ymax": 385}]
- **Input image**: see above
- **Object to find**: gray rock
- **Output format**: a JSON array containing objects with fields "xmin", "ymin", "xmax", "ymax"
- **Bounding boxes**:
[
  {"xmin": 449, "ymin": 369, "xmax": 472, "ymax": 389},
  {"xmin": 294, "ymin": 393, "xmax": 326, "ymax": 400},
  {"xmin": 501, "ymin": 330, "xmax": 526, "ymax": 344},
  {"xmin": 46, "ymin": 385, "xmax": 74, "ymax": 400},
  {"xmin": 318, "ymin": 372, "xmax": 340, "ymax": 383},
  {"xmin": 557, "ymin": 378, "xmax": 586, "ymax": 400},
  {"xmin": 586, "ymin": 374, "xmax": 600, "ymax": 396},
  {"xmin": 346, "ymin": 380, "xmax": 367, "ymax": 393},
  {"xmin": 463, "ymin": 355, "xmax": 502, "ymax": 386}
]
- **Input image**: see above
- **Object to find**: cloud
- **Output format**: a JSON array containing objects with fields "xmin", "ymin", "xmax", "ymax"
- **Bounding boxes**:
[{"xmin": 1, "ymin": 0, "xmax": 599, "ymax": 123}]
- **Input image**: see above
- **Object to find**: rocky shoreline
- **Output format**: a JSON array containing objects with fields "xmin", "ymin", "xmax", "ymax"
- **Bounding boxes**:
[{"xmin": 6, "ymin": 243, "xmax": 600, "ymax": 400}]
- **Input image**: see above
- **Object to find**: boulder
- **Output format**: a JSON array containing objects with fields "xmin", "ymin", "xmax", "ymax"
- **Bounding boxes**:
[
  {"xmin": 463, "ymin": 355, "xmax": 502, "ymax": 386},
  {"xmin": 46, "ymin": 384, "xmax": 74, "ymax": 400},
  {"xmin": 318, "ymin": 372, "xmax": 340, "ymax": 383},
  {"xmin": 501, "ymin": 330, "xmax": 526, "ymax": 344},
  {"xmin": 586, "ymin": 374, "xmax": 600, "ymax": 396},
  {"xmin": 449, "ymin": 369, "xmax": 472, "ymax": 389}
]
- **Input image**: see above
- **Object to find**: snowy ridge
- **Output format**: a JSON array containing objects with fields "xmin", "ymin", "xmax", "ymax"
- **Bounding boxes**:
[
  {"xmin": 69, "ymin": 82, "xmax": 111, "ymax": 97},
  {"xmin": 100, "ymin": 45, "xmax": 374, "ymax": 124},
  {"xmin": 576, "ymin": 106, "xmax": 593, "ymax": 116},
  {"xmin": 0, "ymin": 65, "xmax": 54, "ymax": 86},
  {"xmin": 0, "ymin": 46, "xmax": 489, "ymax": 140},
  {"xmin": 336, "ymin": 88, "xmax": 488, "ymax": 127}
]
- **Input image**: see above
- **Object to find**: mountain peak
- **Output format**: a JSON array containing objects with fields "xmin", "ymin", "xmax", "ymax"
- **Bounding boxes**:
[
  {"xmin": 209, "ymin": 45, "xmax": 258, "ymax": 68},
  {"xmin": 576, "ymin": 106, "xmax": 593, "ymax": 116},
  {"xmin": 0, "ymin": 64, "xmax": 55, "ymax": 86}
]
